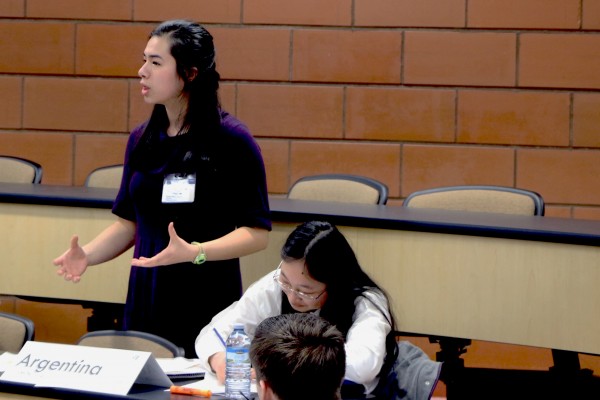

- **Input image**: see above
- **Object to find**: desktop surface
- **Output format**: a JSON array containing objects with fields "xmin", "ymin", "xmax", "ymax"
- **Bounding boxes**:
[{"xmin": 0, "ymin": 379, "xmax": 374, "ymax": 400}]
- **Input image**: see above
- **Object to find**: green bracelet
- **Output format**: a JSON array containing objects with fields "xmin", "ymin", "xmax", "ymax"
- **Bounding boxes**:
[{"xmin": 191, "ymin": 242, "xmax": 207, "ymax": 265}]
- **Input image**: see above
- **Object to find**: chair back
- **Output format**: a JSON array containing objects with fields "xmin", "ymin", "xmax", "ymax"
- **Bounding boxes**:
[
  {"xmin": 403, "ymin": 185, "xmax": 545, "ymax": 216},
  {"xmin": 85, "ymin": 164, "xmax": 124, "ymax": 189},
  {"xmin": 0, "ymin": 156, "xmax": 43, "ymax": 184},
  {"xmin": 77, "ymin": 330, "xmax": 185, "ymax": 358},
  {"xmin": 288, "ymin": 174, "xmax": 389, "ymax": 205},
  {"xmin": 0, "ymin": 311, "xmax": 35, "ymax": 353}
]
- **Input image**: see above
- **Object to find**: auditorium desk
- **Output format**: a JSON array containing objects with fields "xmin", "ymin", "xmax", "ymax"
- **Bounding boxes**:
[
  {"xmin": 1, "ymin": 183, "xmax": 599, "ymax": 357},
  {"xmin": 0, "ymin": 376, "xmax": 195, "ymax": 400}
]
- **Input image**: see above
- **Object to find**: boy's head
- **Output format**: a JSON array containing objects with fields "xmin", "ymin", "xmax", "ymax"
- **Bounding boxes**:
[{"xmin": 249, "ymin": 313, "xmax": 346, "ymax": 400}]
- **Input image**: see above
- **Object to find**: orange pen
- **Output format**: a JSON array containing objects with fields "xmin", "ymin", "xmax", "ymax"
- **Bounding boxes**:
[{"xmin": 170, "ymin": 385, "xmax": 212, "ymax": 397}]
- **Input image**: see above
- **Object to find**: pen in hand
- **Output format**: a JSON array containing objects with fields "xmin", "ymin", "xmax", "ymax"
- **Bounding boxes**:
[
  {"xmin": 213, "ymin": 327, "xmax": 226, "ymax": 347},
  {"xmin": 170, "ymin": 385, "xmax": 211, "ymax": 397}
]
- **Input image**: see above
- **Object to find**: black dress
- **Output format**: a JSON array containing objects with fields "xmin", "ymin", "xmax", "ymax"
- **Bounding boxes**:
[{"xmin": 112, "ymin": 111, "xmax": 271, "ymax": 357}]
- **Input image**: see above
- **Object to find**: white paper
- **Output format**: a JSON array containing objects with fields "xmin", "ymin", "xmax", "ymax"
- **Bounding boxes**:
[
  {"xmin": 0, "ymin": 352, "xmax": 17, "ymax": 372},
  {"xmin": 156, "ymin": 357, "xmax": 205, "ymax": 378}
]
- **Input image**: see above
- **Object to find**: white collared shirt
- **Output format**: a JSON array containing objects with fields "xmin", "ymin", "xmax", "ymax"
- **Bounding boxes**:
[{"xmin": 194, "ymin": 270, "xmax": 391, "ymax": 394}]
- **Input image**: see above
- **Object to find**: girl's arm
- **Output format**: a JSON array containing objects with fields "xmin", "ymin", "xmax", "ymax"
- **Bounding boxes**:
[
  {"xmin": 131, "ymin": 223, "xmax": 268, "ymax": 267},
  {"xmin": 53, "ymin": 217, "xmax": 136, "ymax": 282},
  {"xmin": 195, "ymin": 272, "xmax": 282, "ymax": 376},
  {"xmin": 82, "ymin": 217, "xmax": 136, "ymax": 265},
  {"xmin": 344, "ymin": 291, "xmax": 392, "ymax": 389}
]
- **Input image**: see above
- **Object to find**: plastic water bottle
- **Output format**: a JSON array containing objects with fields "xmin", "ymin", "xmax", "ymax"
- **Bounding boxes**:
[{"xmin": 225, "ymin": 323, "xmax": 252, "ymax": 399}]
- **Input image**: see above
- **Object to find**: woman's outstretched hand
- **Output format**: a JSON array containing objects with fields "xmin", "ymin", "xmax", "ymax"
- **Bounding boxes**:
[
  {"xmin": 131, "ymin": 222, "xmax": 196, "ymax": 267},
  {"xmin": 53, "ymin": 235, "xmax": 89, "ymax": 283}
]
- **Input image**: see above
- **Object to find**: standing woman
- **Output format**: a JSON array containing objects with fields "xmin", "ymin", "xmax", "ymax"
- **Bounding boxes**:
[
  {"xmin": 53, "ymin": 20, "xmax": 271, "ymax": 357},
  {"xmin": 195, "ymin": 221, "xmax": 398, "ymax": 395}
]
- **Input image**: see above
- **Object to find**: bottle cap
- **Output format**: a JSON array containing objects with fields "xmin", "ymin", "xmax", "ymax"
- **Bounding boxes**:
[{"xmin": 233, "ymin": 323, "xmax": 244, "ymax": 330}]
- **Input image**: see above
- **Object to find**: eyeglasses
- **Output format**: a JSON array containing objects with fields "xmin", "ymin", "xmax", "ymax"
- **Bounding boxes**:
[{"xmin": 272, "ymin": 262, "xmax": 326, "ymax": 302}]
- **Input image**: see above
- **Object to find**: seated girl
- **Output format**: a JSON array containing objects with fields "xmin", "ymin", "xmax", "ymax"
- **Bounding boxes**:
[{"xmin": 195, "ymin": 220, "xmax": 398, "ymax": 395}]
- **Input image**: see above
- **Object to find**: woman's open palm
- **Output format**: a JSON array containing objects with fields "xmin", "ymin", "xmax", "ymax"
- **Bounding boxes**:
[
  {"xmin": 53, "ymin": 235, "xmax": 89, "ymax": 283},
  {"xmin": 131, "ymin": 222, "xmax": 193, "ymax": 267}
]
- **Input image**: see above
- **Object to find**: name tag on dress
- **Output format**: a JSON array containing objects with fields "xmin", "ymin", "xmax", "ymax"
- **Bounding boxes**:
[{"xmin": 162, "ymin": 173, "xmax": 196, "ymax": 203}]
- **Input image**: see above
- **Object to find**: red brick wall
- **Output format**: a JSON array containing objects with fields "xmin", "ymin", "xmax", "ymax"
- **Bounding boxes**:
[{"xmin": 1, "ymin": 0, "xmax": 600, "ymax": 218}]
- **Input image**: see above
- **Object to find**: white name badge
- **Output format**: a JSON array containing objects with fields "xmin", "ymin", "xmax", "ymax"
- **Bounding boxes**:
[
  {"xmin": 0, "ymin": 341, "xmax": 172, "ymax": 396},
  {"xmin": 162, "ymin": 173, "xmax": 196, "ymax": 203}
]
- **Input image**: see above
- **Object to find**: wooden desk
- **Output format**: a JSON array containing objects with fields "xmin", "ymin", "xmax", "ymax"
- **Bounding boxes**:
[{"xmin": 1, "ymin": 183, "xmax": 599, "ymax": 356}]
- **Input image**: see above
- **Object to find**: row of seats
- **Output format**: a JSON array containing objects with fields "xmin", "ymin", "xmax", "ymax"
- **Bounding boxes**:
[
  {"xmin": 0, "ymin": 154, "xmax": 545, "ymax": 216},
  {"xmin": 0, "ymin": 311, "xmax": 184, "ymax": 358},
  {"xmin": 0, "ymin": 155, "xmax": 124, "ymax": 188},
  {"xmin": 288, "ymin": 173, "xmax": 545, "ymax": 216}
]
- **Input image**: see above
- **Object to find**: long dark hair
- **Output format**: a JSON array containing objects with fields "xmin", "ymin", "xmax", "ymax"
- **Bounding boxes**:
[
  {"xmin": 280, "ymin": 220, "xmax": 399, "ymax": 379},
  {"xmin": 131, "ymin": 20, "xmax": 221, "ymax": 171}
]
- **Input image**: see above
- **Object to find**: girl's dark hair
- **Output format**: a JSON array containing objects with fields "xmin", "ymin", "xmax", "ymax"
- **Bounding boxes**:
[
  {"xmin": 280, "ymin": 220, "xmax": 399, "ymax": 380},
  {"xmin": 131, "ymin": 20, "xmax": 221, "ymax": 171}
]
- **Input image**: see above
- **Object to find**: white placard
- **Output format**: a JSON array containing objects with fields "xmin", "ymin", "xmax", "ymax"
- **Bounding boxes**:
[{"xmin": 0, "ymin": 341, "xmax": 172, "ymax": 396}]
